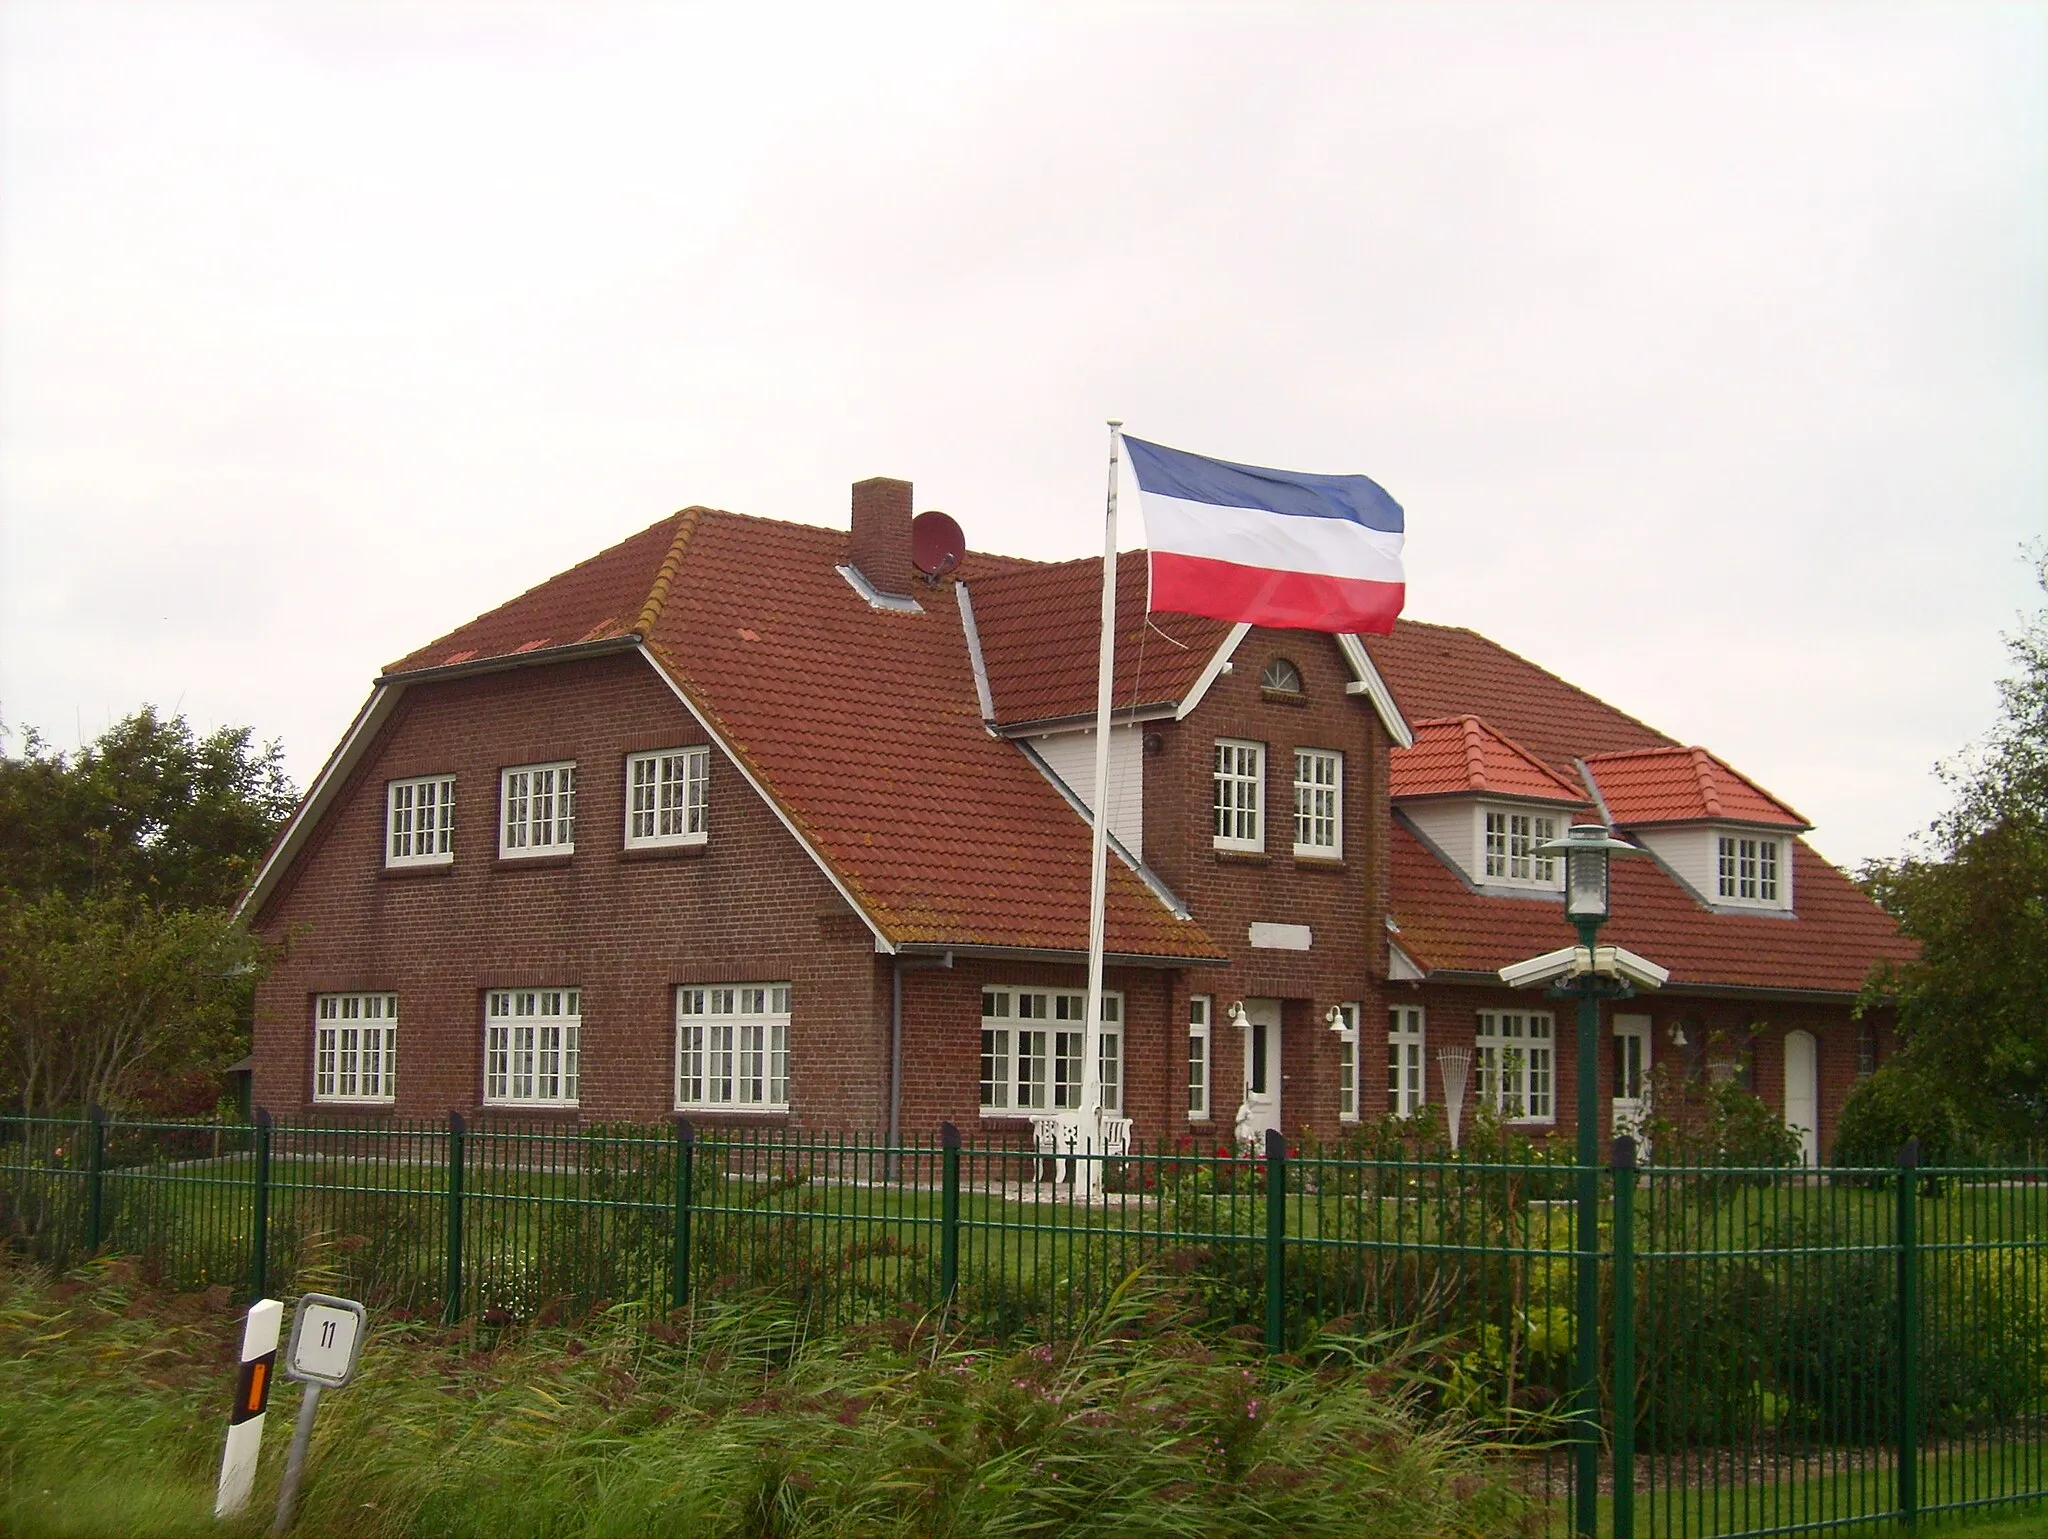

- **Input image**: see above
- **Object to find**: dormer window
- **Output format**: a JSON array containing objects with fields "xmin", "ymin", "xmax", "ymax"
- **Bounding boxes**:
[
  {"xmin": 1483, "ymin": 808, "xmax": 1560, "ymax": 887},
  {"xmin": 1260, "ymin": 657, "xmax": 1302, "ymax": 694},
  {"xmin": 1717, "ymin": 833, "xmax": 1784, "ymax": 906}
]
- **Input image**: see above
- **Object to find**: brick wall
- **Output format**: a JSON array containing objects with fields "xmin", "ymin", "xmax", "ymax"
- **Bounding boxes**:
[
  {"xmin": 250, "ymin": 651, "xmax": 885, "ymax": 1128},
  {"xmin": 1399, "ymin": 980, "xmax": 1897, "ymax": 1159},
  {"xmin": 1142, "ymin": 629, "xmax": 1394, "ymax": 1145}
]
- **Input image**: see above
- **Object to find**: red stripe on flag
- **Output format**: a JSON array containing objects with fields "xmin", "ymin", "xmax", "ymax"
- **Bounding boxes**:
[{"xmin": 1149, "ymin": 552, "xmax": 1404, "ymax": 635}]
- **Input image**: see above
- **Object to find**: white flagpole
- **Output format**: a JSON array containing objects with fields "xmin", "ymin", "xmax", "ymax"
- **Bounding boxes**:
[{"xmin": 1075, "ymin": 420, "xmax": 1122, "ymax": 1190}]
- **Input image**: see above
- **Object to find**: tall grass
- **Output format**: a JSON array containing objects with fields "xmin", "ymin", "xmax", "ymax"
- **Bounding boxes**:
[{"xmin": 0, "ymin": 1255, "xmax": 1543, "ymax": 1539}]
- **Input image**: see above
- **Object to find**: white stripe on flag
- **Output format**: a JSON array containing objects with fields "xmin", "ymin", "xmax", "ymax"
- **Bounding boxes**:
[{"xmin": 1138, "ymin": 492, "xmax": 1405, "ymax": 585}]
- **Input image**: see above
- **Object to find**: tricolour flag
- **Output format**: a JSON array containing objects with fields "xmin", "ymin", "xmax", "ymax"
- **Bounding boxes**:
[{"xmin": 1124, "ymin": 435, "xmax": 1405, "ymax": 635}]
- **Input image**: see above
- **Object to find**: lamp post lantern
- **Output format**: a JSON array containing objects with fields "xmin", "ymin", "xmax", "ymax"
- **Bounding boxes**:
[{"xmin": 1537, "ymin": 822, "xmax": 1645, "ymax": 1539}]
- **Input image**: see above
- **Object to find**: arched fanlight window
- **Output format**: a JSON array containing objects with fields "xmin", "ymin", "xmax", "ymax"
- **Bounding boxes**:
[{"xmin": 1260, "ymin": 657, "xmax": 1303, "ymax": 693}]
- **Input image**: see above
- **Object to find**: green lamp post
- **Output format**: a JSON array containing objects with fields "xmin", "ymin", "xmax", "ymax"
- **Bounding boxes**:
[{"xmin": 1538, "ymin": 822, "xmax": 1645, "ymax": 1539}]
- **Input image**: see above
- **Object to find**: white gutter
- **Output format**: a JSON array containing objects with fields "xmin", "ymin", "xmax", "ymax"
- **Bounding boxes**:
[
  {"xmin": 954, "ymin": 580, "xmax": 998, "ymax": 723},
  {"xmin": 1336, "ymin": 633, "xmax": 1413, "ymax": 749},
  {"xmin": 637, "ymin": 643, "xmax": 898, "ymax": 955},
  {"xmin": 234, "ymin": 685, "xmax": 401, "ymax": 925},
  {"xmin": 1174, "ymin": 622, "xmax": 1252, "ymax": 720}
]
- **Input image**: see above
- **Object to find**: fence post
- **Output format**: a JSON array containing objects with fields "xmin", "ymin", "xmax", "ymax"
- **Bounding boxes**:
[
  {"xmin": 84, "ymin": 1104, "xmax": 108, "ymax": 1254},
  {"xmin": 443, "ymin": 1111, "xmax": 466, "ymax": 1325},
  {"xmin": 671, "ymin": 1117, "xmax": 694, "ymax": 1312},
  {"xmin": 1896, "ymin": 1136, "xmax": 1920, "ymax": 1531},
  {"xmin": 250, "ymin": 1108, "xmax": 271, "ymax": 1303},
  {"xmin": 1264, "ymin": 1128, "xmax": 1287, "ymax": 1354},
  {"xmin": 1611, "ymin": 1135, "xmax": 1638, "ymax": 1539},
  {"xmin": 940, "ymin": 1122, "xmax": 962, "ymax": 1303}
]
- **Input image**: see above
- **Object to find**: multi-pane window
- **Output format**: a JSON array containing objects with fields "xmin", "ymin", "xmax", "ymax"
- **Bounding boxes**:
[
  {"xmin": 386, "ymin": 776, "xmax": 455, "ymax": 866},
  {"xmin": 1388, "ymin": 1004, "xmax": 1426, "ymax": 1118},
  {"xmin": 1856, "ymin": 1022, "xmax": 1877, "ymax": 1079},
  {"xmin": 1187, "ymin": 995, "xmax": 1212, "ymax": 1120},
  {"xmin": 485, "ymin": 989, "xmax": 580, "ymax": 1106},
  {"xmin": 980, "ymin": 988, "xmax": 1122, "ymax": 1114},
  {"xmin": 1483, "ymin": 808, "xmax": 1559, "ymax": 885},
  {"xmin": 1259, "ymin": 657, "xmax": 1302, "ymax": 693},
  {"xmin": 1474, "ymin": 1010, "xmax": 1554, "ymax": 1122},
  {"xmin": 1333, "ymin": 1002, "xmax": 1361, "ymax": 1122},
  {"xmin": 500, "ymin": 762, "xmax": 576, "ymax": 857},
  {"xmin": 1716, "ymin": 834, "xmax": 1781, "ymax": 903},
  {"xmin": 314, "ymin": 993, "xmax": 397, "ymax": 1102},
  {"xmin": 1213, "ymin": 739, "xmax": 1264, "ymax": 851},
  {"xmin": 676, "ymin": 985, "xmax": 791, "ymax": 1110},
  {"xmin": 1293, "ymin": 749, "xmax": 1343, "ymax": 857},
  {"xmin": 626, "ymin": 748, "xmax": 709, "ymax": 847}
]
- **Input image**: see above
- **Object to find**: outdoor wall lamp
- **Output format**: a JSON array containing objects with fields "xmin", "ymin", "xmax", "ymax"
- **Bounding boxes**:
[
  {"xmin": 1324, "ymin": 1005, "xmax": 1349, "ymax": 1033},
  {"xmin": 1227, "ymin": 1001, "xmax": 1248, "ymax": 1028}
]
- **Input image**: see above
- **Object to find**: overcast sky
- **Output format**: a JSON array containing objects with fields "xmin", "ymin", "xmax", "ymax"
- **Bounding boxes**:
[{"xmin": 2, "ymin": 1, "xmax": 2041, "ymax": 870}]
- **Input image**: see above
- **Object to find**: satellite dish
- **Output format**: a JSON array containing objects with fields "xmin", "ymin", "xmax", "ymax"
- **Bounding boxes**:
[{"xmin": 911, "ymin": 510, "xmax": 966, "ymax": 579}]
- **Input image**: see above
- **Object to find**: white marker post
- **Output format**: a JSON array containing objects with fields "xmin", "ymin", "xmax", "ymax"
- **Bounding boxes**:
[
  {"xmin": 271, "ymin": 1293, "xmax": 367, "ymax": 1535},
  {"xmin": 216, "ymin": 1297, "xmax": 284, "ymax": 1518}
]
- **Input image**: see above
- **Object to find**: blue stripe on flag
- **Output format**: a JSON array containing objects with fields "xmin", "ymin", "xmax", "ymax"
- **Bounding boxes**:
[{"xmin": 1123, "ymin": 435, "xmax": 1404, "ymax": 533}]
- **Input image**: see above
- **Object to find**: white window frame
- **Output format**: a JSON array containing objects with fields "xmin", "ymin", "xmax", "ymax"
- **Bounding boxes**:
[
  {"xmin": 385, "ymin": 775, "xmax": 455, "ymax": 867},
  {"xmin": 1187, "ymin": 994, "xmax": 1212, "ymax": 1121},
  {"xmin": 1474, "ymin": 1010, "xmax": 1555, "ymax": 1124},
  {"xmin": 675, "ymin": 984, "xmax": 791, "ymax": 1111},
  {"xmin": 1716, "ymin": 832, "xmax": 1786, "ymax": 907},
  {"xmin": 980, "ymin": 987, "xmax": 1123, "ymax": 1115},
  {"xmin": 1481, "ymin": 805, "xmax": 1562, "ymax": 888},
  {"xmin": 314, "ymin": 993, "xmax": 398, "ymax": 1103},
  {"xmin": 1388, "ymin": 1005, "xmax": 1426, "ymax": 1119},
  {"xmin": 1333, "ymin": 1002, "xmax": 1362, "ymax": 1122},
  {"xmin": 1259, "ymin": 657, "xmax": 1302, "ymax": 693},
  {"xmin": 484, "ymin": 989, "xmax": 580, "ymax": 1107},
  {"xmin": 625, "ymin": 748, "xmax": 709, "ymax": 848},
  {"xmin": 1293, "ymin": 748, "xmax": 1343, "ymax": 858},
  {"xmin": 1212, "ymin": 739, "xmax": 1265, "ymax": 852},
  {"xmin": 499, "ymin": 761, "xmax": 576, "ymax": 858}
]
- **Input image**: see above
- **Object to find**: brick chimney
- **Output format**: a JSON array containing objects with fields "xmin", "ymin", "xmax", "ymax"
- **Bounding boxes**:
[{"xmin": 848, "ymin": 477, "xmax": 914, "ymax": 597}]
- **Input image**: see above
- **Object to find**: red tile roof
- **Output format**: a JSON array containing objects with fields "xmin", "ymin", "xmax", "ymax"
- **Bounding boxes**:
[
  {"xmin": 969, "ymin": 551, "xmax": 1231, "ymax": 725},
  {"xmin": 1362, "ymin": 622, "xmax": 1673, "ymax": 774},
  {"xmin": 370, "ymin": 510, "xmax": 1897, "ymax": 994},
  {"xmin": 1390, "ymin": 819, "xmax": 1912, "ymax": 993},
  {"xmin": 1584, "ymin": 745, "xmax": 1809, "ymax": 829},
  {"xmin": 1392, "ymin": 716, "xmax": 1590, "ymax": 804},
  {"xmin": 385, "ymin": 510, "xmax": 1223, "ymax": 963},
  {"xmin": 1359, "ymin": 622, "xmax": 1895, "ymax": 994},
  {"xmin": 383, "ymin": 514, "xmax": 685, "ymax": 675}
]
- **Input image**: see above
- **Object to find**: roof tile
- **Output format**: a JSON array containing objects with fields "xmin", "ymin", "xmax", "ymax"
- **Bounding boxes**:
[
  {"xmin": 970, "ymin": 551, "xmax": 1230, "ymax": 725},
  {"xmin": 392, "ymin": 509, "xmax": 1222, "ymax": 962},
  {"xmin": 1392, "ymin": 715, "xmax": 1590, "ymax": 803},
  {"xmin": 1584, "ymin": 745, "xmax": 1809, "ymax": 829},
  {"xmin": 1390, "ymin": 819, "xmax": 1911, "ymax": 992}
]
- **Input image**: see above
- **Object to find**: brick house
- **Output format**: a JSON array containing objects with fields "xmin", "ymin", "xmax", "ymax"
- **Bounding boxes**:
[
  {"xmin": 1361, "ymin": 625, "xmax": 1915, "ymax": 1161},
  {"xmin": 241, "ymin": 477, "xmax": 1910, "ymax": 1158}
]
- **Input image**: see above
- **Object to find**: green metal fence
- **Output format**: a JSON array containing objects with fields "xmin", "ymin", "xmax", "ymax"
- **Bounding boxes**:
[{"xmin": 2, "ymin": 1110, "xmax": 2041, "ymax": 1538}]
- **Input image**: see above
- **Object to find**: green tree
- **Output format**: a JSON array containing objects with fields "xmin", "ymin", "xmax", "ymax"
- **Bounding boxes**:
[
  {"xmin": 1858, "ymin": 554, "xmax": 2048, "ymax": 1147},
  {"xmin": 0, "ymin": 708, "xmax": 296, "ymax": 1113},
  {"xmin": 0, "ymin": 893, "xmax": 260, "ymax": 1114},
  {"xmin": 0, "ymin": 707, "xmax": 297, "ymax": 909}
]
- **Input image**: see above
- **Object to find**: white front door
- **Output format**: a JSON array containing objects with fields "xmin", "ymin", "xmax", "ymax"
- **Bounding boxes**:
[
  {"xmin": 1237, "ymin": 998, "xmax": 1283, "ymax": 1145},
  {"xmin": 1783, "ymin": 1030, "xmax": 1819, "ymax": 1167},
  {"xmin": 1612, "ymin": 1013, "xmax": 1652, "ymax": 1151}
]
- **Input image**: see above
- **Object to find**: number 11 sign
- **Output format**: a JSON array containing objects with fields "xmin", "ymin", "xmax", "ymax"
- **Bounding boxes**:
[
  {"xmin": 286, "ymin": 1294, "xmax": 365, "ymax": 1388},
  {"xmin": 269, "ymin": 1293, "xmax": 367, "ymax": 1532}
]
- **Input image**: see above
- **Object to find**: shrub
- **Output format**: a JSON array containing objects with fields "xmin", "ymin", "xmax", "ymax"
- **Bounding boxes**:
[{"xmin": 1833, "ymin": 1063, "xmax": 1971, "ymax": 1170}]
